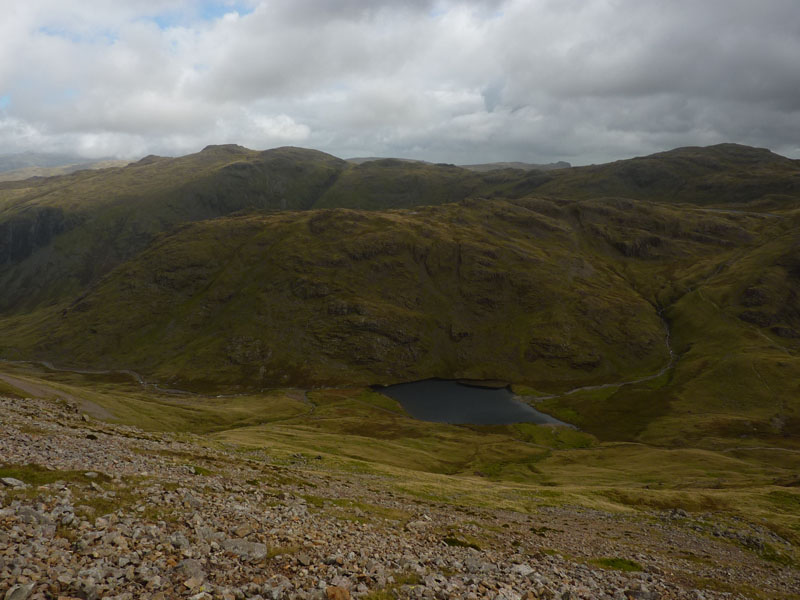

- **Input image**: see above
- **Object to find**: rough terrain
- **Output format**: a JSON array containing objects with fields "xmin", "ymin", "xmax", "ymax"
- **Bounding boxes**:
[{"xmin": 2, "ymin": 394, "xmax": 798, "ymax": 600}]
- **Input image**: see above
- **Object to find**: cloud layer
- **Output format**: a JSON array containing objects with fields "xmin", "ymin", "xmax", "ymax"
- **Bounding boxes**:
[{"xmin": 2, "ymin": 0, "xmax": 799, "ymax": 164}]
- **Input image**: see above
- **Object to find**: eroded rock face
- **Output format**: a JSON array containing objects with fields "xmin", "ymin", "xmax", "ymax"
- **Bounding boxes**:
[
  {"xmin": 0, "ymin": 207, "xmax": 71, "ymax": 266},
  {"xmin": 1, "ymin": 393, "xmax": 798, "ymax": 600}
]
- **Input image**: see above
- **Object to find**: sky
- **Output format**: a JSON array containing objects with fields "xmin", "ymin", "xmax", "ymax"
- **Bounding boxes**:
[{"xmin": 1, "ymin": 0, "xmax": 799, "ymax": 165}]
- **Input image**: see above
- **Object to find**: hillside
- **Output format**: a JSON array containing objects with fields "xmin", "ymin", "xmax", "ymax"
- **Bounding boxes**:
[
  {"xmin": 4, "ymin": 390, "xmax": 798, "ymax": 600},
  {"xmin": 460, "ymin": 160, "xmax": 571, "ymax": 172},
  {"xmin": 2, "ymin": 143, "xmax": 800, "ymax": 599},
  {"xmin": 0, "ymin": 151, "xmax": 103, "ymax": 173},
  {"xmin": 2, "ymin": 198, "xmax": 674, "ymax": 390},
  {"xmin": 531, "ymin": 144, "xmax": 800, "ymax": 206},
  {"xmin": 1, "ymin": 143, "xmax": 800, "ymax": 450},
  {"xmin": 0, "ymin": 151, "xmax": 130, "ymax": 182},
  {"xmin": 4, "ymin": 143, "xmax": 799, "ymax": 314},
  {"xmin": 0, "ymin": 145, "xmax": 346, "ymax": 311}
]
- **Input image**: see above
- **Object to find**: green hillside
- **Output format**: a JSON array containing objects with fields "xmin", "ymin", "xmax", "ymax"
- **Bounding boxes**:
[
  {"xmin": 0, "ymin": 145, "xmax": 348, "ymax": 311},
  {"xmin": 1, "ymin": 143, "xmax": 799, "ymax": 450},
  {"xmin": 532, "ymin": 143, "xmax": 800, "ymax": 206},
  {"xmin": 316, "ymin": 159, "xmax": 484, "ymax": 210},
  {"xmin": 0, "ymin": 198, "xmax": 669, "ymax": 388}
]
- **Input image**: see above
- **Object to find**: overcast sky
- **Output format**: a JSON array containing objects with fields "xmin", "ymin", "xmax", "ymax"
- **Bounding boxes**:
[{"xmin": 1, "ymin": 0, "xmax": 799, "ymax": 165}]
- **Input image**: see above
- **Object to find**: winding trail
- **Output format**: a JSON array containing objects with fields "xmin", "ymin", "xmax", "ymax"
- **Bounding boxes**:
[
  {"xmin": 525, "ymin": 314, "xmax": 675, "ymax": 402},
  {"xmin": 3, "ymin": 315, "xmax": 679, "ymax": 425},
  {"xmin": 3, "ymin": 308, "xmax": 678, "ymax": 422},
  {"xmin": 721, "ymin": 446, "xmax": 800, "ymax": 454},
  {"xmin": 1, "ymin": 358, "xmax": 228, "ymax": 398},
  {"xmin": 0, "ymin": 371, "xmax": 115, "ymax": 420}
]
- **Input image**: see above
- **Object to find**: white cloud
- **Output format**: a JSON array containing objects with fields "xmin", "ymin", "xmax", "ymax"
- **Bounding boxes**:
[{"xmin": 1, "ymin": 0, "xmax": 799, "ymax": 163}]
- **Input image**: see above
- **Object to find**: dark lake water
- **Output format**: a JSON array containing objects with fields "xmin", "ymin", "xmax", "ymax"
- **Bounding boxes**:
[{"xmin": 376, "ymin": 379, "xmax": 569, "ymax": 426}]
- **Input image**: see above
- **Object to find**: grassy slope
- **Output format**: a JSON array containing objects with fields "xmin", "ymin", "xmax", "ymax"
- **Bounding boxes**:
[
  {"xmin": 4, "ymin": 196, "xmax": 798, "ymax": 453},
  {"xmin": 530, "ymin": 203, "xmax": 800, "ymax": 445},
  {"xmin": 0, "ymin": 148, "xmax": 532, "ymax": 312},
  {"xmin": 0, "ymin": 143, "xmax": 798, "ymax": 455},
  {"xmin": 0, "ymin": 145, "xmax": 347, "ymax": 311},
  {"xmin": 2, "ymin": 362, "xmax": 798, "ymax": 553},
  {"xmin": 314, "ymin": 159, "xmax": 484, "ymax": 210},
  {"xmin": 2, "ymin": 198, "xmax": 679, "ymax": 390},
  {"xmin": 4, "ymin": 142, "xmax": 797, "ymax": 314},
  {"xmin": 531, "ymin": 143, "xmax": 800, "ymax": 206},
  {"xmin": 2, "ymin": 143, "xmax": 799, "ymax": 574}
]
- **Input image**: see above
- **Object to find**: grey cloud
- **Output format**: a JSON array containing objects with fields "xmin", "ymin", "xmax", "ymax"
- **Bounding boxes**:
[{"xmin": 1, "ymin": 0, "xmax": 799, "ymax": 163}]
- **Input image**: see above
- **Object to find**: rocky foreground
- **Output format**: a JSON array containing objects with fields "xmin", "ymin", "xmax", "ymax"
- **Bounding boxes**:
[{"xmin": 1, "ymin": 394, "xmax": 798, "ymax": 600}]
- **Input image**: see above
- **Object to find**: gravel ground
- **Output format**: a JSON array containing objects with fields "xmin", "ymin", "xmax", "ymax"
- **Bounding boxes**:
[{"xmin": 1, "ymin": 394, "xmax": 798, "ymax": 600}]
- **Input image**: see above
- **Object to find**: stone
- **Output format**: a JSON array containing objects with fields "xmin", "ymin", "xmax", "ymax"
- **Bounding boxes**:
[
  {"xmin": 17, "ymin": 506, "xmax": 48, "ymax": 524},
  {"xmin": 178, "ymin": 558, "xmax": 206, "ymax": 582},
  {"xmin": 221, "ymin": 538, "xmax": 268, "ymax": 562},
  {"xmin": 325, "ymin": 587, "xmax": 350, "ymax": 600},
  {"xmin": 4, "ymin": 584, "xmax": 35, "ymax": 600},
  {"xmin": 1, "ymin": 477, "xmax": 27, "ymax": 488},
  {"xmin": 169, "ymin": 532, "xmax": 190, "ymax": 549},
  {"xmin": 625, "ymin": 585, "xmax": 658, "ymax": 600},
  {"xmin": 184, "ymin": 576, "xmax": 203, "ymax": 590},
  {"xmin": 184, "ymin": 492, "xmax": 202, "ymax": 509},
  {"xmin": 510, "ymin": 563, "xmax": 535, "ymax": 578},
  {"xmin": 464, "ymin": 558, "xmax": 493, "ymax": 574}
]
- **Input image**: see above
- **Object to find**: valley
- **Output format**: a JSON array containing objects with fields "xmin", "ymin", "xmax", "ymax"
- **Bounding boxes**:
[{"xmin": 2, "ymin": 143, "xmax": 800, "ymax": 598}]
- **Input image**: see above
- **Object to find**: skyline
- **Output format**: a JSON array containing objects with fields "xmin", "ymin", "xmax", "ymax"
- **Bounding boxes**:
[{"xmin": 2, "ymin": 0, "xmax": 800, "ymax": 165}]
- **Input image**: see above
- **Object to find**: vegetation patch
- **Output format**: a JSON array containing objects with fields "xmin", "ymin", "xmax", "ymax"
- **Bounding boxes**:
[
  {"xmin": 767, "ymin": 490, "xmax": 800, "ymax": 513},
  {"xmin": 759, "ymin": 542, "xmax": 796, "ymax": 567},
  {"xmin": 598, "ymin": 488, "xmax": 730, "ymax": 513},
  {"xmin": 188, "ymin": 464, "xmax": 213, "ymax": 476},
  {"xmin": 0, "ymin": 379, "xmax": 27, "ymax": 397},
  {"xmin": 0, "ymin": 463, "xmax": 111, "ymax": 486},
  {"xmin": 443, "ymin": 536, "xmax": 481, "ymax": 550}
]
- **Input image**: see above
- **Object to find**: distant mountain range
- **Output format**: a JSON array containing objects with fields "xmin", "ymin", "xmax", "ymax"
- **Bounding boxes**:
[
  {"xmin": 0, "ymin": 151, "xmax": 130, "ymax": 181},
  {"xmin": 459, "ymin": 160, "xmax": 571, "ymax": 172},
  {"xmin": 1, "ymin": 142, "xmax": 799, "ymax": 447},
  {"xmin": 347, "ymin": 156, "xmax": 571, "ymax": 171}
]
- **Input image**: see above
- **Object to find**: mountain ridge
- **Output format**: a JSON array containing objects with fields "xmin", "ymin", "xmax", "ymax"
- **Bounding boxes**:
[{"xmin": 1, "ymin": 142, "xmax": 799, "ymax": 449}]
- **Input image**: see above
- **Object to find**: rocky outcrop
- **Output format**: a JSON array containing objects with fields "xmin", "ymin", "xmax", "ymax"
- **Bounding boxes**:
[{"xmin": 0, "ymin": 207, "xmax": 72, "ymax": 265}]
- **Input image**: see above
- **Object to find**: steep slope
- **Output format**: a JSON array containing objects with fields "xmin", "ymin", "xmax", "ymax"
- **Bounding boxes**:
[
  {"xmin": 1, "ymin": 143, "xmax": 799, "ymax": 448},
  {"xmin": 0, "ymin": 197, "xmax": 763, "ymax": 395},
  {"xmin": 0, "ymin": 147, "xmax": 528, "ymax": 311},
  {"xmin": 0, "ymin": 145, "xmax": 346, "ymax": 311},
  {"xmin": 532, "ymin": 144, "xmax": 800, "ymax": 206},
  {"xmin": 314, "ymin": 159, "xmax": 484, "ymax": 210},
  {"xmin": 534, "ymin": 205, "xmax": 800, "ymax": 446},
  {"xmin": 4, "ymin": 142, "xmax": 797, "ymax": 314}
]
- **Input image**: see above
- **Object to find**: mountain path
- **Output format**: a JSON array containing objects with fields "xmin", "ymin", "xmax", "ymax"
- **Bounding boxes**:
[
  {"xmin": 524, "ymin": 314, "xmax": 675, "ymax": 403},
  {"xmin": 0, "ymin": 372, "xmax": 115, "ymax": 420}
]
